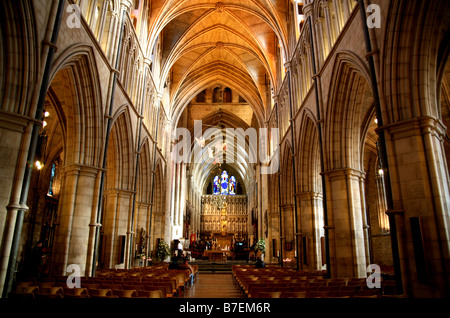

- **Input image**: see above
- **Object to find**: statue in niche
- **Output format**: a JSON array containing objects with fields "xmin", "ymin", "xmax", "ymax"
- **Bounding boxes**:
[{"xmin": 137, "ymin": 228, "xmax": 146, "ymax": 256}]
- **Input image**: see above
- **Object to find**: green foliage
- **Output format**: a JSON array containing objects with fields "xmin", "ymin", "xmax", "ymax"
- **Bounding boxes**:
[
  {"xmin": 254, "ymin": 239, "xmax": 266, "ymax": 253},
  {"xmin": 156, "ymin": 239, "xmax": 170, "ymax": 261}
]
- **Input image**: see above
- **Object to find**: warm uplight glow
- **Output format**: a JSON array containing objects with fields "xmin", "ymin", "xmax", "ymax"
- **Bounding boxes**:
[
  {"xmin": 43, "ymin": 121, "xmax": 47, "ymax": 127},
  {"xmin": 374, "ymin": 118, "xmax": 378, "ymax": 124},
  {"xmin": 36, "ymin": 161, "xmax": 43, "ymax": 170},
  {"xmin": 44, "ymin": 111, "xmax": 50, "ymax": 117},
  {"xmin": 378, "ymin": 168, "xmax": 384, "ymax": 175}
]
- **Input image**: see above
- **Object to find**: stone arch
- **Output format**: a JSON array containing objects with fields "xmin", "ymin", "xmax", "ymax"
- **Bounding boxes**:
[
  {"xmin": 325, "ymin": 51, "xmax": 373, "ymax": 171},
  {"xmin": 134, "ymin": 137, "xmax": 152, "ymax": 244},
  {"xmin": 280, "ymin": 141, "xmax": 294, "ymax": 257},
  {"xmin": 101, "ymin": 107, "xmax": 135, "ymax": 268},
  {"xmin": 106, "ymin": 106, "xmax": 135, "ymax": 191},
  {"xmin": 322, "ymin": 52, "xmax": 374, "ymax": 278},
  {"xmin": 40, "ymin": 46, "xmax": 104, "ymax": 276},
  {"xmin": 49, "ymin": 44, "xmax": 104, "ymax": 167},
  {"xmin": 380, "ymin": 0, "xmax": 448, "ymax": 122},
  {"xmin": 436, "ymin": 23, "xmax": 450, "ymax": 176},
  {"xmin": 296, "ymin": 112, "xmax": 324, "ymax": 270},
  {"xmin": 0, "ymin": 0, "xmax": 38, "ymax": 117},
  {"xmin": 152, "ymin": 160, "xmax": 166, "ymax": 251},
  {"xmin": 379, "ymin": 0, "xmax": 450, "ymax": 296},
  {"xmin": 297, "ymin": 113, "xmax": 321, "ymax": 194}
]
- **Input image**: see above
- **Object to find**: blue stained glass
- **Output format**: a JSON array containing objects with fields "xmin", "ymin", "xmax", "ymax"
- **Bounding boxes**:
[
  {"xmin": 229, "ymin": 176, "xmax": 236, "ymax": 195},
  {"xmin": 213, "ymin": 176, "xmax": 220, "ymax": 195},
  {"xmin": 220, "ymin": 171, "xmax": 228, "ymax": 195},
  {"xmin": 48, "ymin": 162, "xmax": 56, "ymax": 196}
]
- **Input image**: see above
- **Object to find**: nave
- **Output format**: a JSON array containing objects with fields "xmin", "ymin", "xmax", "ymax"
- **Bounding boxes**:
[
  {"xmin": 1, "ymin": 0, "xmax": 450, "ymax": 300},
  {"xmin": 8, "ymin": 262, "xmax": 398, "ymax": 299},
  {"xmin": 183, "ymin": 273, "xmax": 242, "ymax": 298}
]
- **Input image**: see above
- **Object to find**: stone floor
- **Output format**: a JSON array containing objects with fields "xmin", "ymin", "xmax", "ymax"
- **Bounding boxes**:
[{"xmin": 182, "ymin": 273, "xmax": 243, "ymax": 298}]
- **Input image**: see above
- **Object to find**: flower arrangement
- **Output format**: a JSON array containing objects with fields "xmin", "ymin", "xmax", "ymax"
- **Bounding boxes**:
[
  {"xmin": 156, "ymin": 239, "xmax": 170, "ymax": 261},
  {"xmin": 254, "ymin": 239, "xmax": 266, "ymax": 254}
]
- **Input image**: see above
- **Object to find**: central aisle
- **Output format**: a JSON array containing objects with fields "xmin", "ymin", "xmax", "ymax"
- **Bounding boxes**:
[{"xmin": 184, "ymin": 273, "xmax": 243, "ymax": 298}]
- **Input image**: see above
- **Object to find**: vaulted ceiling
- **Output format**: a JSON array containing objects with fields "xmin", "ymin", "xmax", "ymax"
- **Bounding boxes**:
[
  {"xmin": 145, "ymin": 0, "xmax": 289, "ymax": 193},
  {"xmin": 146, "ymin": 0, "xmax": 289, "ymax": 124}
]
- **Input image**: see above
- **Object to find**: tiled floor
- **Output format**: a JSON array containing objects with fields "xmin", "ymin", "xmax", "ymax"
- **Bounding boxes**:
[{"xmin": 183, "ymin": 273, "xmax": 243, "ymax": 298}]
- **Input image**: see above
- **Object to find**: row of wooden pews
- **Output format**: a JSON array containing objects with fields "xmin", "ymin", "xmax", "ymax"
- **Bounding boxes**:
[
  {"xmin": 9, "ymin": 263, "xmax": 198, "ymax": 299},
  {"xmin": 232, "ymin": 265, "xmax": 398, "ymax": 298}
]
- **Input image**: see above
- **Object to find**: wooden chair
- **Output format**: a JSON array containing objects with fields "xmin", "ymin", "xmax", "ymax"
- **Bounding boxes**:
[
  {"xmin": 348, "ymin": 278, "xmax": 366, "ymax": 286},
  {"xmin": 63, "ymin": 287, "xmax": 88, "ymax": 296},
  {"xmin": 112, "ymin": 289, "xmax": 137, "ymax": 298},
  {"xmin": 82, "ymin": 283, "xmax": 99, "ymax": 289},
  {"xmin": 256, "ymin": 291, "xmax": 282, "ymax": 298},
  {"xmin": 100, "ymin": 283, "xmax": 123, "ymax": 290},
  {"xmin": 122, "ymin": 284, "xmax": 143, "ymax": 291},
  {"xmin": 308, "ymin": 291, "xmax": 331, "ymax": 298},
  {"xmin": 37, "ymin": 282, "xmax": 55, "ymax": 289},
  {"xmin": 326, "ymin": 281, "xmax": 346, "ymax": 288},
  {"xmin": 64, "ymin": 293, "xmax": 90, "ymax": 298},
  {"xmin": 11, "ymin": 286, "xmax": 39, "ymax": 299},
  {"xmin": 37, "ymin": 286, "xmax": 63, "ymax": 295},
  {"xmin": 331, "ymin": 290, "xmax": 358, "ymax": 298},
  {"xmin": 318, "ymin": 286, "xmax": 339, "ymax": 293},
  {"xmin": 88, "ymin": 288, "xmax": 112, "ymax": 297},
  {"xmin": 309, "ymin": 281, "xmax": 327, "ymax": 288},
  {"xmin": 250, "ymin": 287, "xmax": 273, "ymax": 298},
  {"xmin": 281, "ymin": 291, "xmax": 307, "ymax": 298},
  {"xmin": 143, "ymin": 284, "xmax": 172, "ymax": 298},
  {"xmin": 137, "ymin": 290, "xmax": 164, "ymax": 298}
]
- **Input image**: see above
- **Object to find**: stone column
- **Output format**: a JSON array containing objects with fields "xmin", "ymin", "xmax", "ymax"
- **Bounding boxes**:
[
  {"xmin": 297, "ymin": 192, "xmax": 324, "ymax": 270},
  {"xmin": 323, "ymin": 168, "xmax": 368, "ymax": 278},
  {"xmin": 85, "ymin": 169, "xmax": 103, "ymax": 276},
  {"xmin": 320, "ymin": 0, "xmax": 336, "ymax": 50},
  {"xmin": 384, "ymin": 117, "xmax": 450, "ymax": 297},
  {"xmin": 52, "ymin": 164, "xmax": 100, "ymax": 276},
  {"xmin": 101, "ymin": 189, "xmax": 119, "ymax": 268},
  {"xmin": 0, "ymin": 117, "xmax": 33, "ymax": 294}
]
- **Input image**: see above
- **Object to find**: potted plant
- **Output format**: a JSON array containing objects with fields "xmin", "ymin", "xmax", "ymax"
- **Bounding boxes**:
[
  {"xmin": 254, "ymin": 239, "xmax": 266, "ymax": 260},
  {"xmin": 156, "ymin": 239, "xmax": 170, "ymax": 262}
]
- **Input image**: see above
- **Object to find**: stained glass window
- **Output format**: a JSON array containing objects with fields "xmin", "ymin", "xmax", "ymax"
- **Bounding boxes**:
[
  {"xmin": 212, "ymin": 171, "xmax": 236, "ymax": 195},
  {"xmin": 213, "ymin": 176, "xmax": 220, "ymax": 195},
  {"xmin": 48, "ymin": 162, "xmax": 57, "ymax": 196},
  {"xmin": 220, "ymin": 170, "xmax": 228, "ymax": 195},
  {"xmin": 229, "ymin": 176, "xmax": 236, "ymax": 195}
]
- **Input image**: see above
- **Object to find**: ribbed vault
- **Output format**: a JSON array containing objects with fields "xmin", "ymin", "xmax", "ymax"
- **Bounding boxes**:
[{"xmin": 146, "ymin": 0, "xmax": 288, "ymax": 124}]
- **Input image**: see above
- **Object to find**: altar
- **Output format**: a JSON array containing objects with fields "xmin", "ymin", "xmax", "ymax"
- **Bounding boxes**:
[{"xmin": 203, "ymin": 249, "xmax": 233, "ymax": 262}]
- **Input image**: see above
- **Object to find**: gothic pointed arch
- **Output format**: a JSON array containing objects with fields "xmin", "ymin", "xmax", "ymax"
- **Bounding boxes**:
[{"xmin": 48, "ymin": 44, "xmax": 104, "ymax": 167}]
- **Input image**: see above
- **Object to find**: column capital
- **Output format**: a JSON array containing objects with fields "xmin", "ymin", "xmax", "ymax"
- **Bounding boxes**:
[
  {"xmin": 284, "ymin": 61, "xmax": 292, "ymax": 70},
  {"xmin": 120, "ymin": 0, "xmax": 133, "ymax": 11},
  {"xmin": 302, "ymin": 2, "xmax": 314, "ymax": 17},
  {"xmin": 377, "ymin": 116, "xmax": 446, "ymax": 140},
  {"xmin": 321, "ymin": 168, "xmax": 366, "ymax": 179}
]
